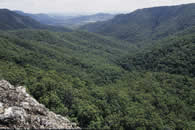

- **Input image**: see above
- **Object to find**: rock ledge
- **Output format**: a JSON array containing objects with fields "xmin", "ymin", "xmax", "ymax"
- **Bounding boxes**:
[{"xmin": 0, "ymin": 80, "xmax": 79, "ymax": 129}]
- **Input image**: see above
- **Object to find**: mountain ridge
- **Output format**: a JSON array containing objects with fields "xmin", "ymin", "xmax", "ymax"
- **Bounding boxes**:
[
  {"xmin": 81, "ymin": 3, "xmax": 195, "ymax": 43},
  {"xmin": 0, "ymin": 9, "xmax": 71, "ymax": 32},
  {"xmin": 0, "ymin": 9, "xmax": 43, "ymax": 30}
]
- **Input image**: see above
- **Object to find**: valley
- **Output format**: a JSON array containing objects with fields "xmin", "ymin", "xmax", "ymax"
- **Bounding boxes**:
[{"xmin": 0, "ymin": 3, "xmax": 194, "ymax": 129}]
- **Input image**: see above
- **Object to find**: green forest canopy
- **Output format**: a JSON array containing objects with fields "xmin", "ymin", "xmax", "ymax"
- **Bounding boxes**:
[{"xmin": 0, "ymin": 4, "xmax": 195, "ymax": 129}]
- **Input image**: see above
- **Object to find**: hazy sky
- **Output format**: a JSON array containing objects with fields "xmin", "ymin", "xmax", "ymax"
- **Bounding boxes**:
[{"xmin": 0, "ymin": 0, "xmax": 194, "ymax": 14}]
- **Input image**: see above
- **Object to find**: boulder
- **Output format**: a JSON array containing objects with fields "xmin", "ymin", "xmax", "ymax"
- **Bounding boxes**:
[{"xmin": 0, "ymin": 80, "xmax": 80, "ymax": 129}]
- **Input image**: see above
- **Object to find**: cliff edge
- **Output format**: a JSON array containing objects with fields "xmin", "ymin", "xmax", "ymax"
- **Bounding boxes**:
[{"xmin": 0, "ymin": 80, "xmax": 79, "ymax": 129}]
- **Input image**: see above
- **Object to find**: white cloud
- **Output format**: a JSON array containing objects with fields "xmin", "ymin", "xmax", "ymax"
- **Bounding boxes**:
[{"xmin": 0, "ymin": 0, "xmax": 194, "ymax": 14}]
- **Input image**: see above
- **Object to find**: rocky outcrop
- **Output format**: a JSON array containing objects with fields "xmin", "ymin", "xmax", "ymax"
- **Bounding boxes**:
[{"xmin": 0, "ymin": 80, "xmax": 79, "ymax": 129}]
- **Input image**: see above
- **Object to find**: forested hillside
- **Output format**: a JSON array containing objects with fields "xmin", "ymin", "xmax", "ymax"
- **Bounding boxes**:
[
  {"xmin": 0, "ymin": 4, "xmax": 195, "ymax": 129},
  {"xmin": 81, "ymin": 3, "xmax": 195, "ymax": 43},
  {"xmin": 119, "ymin": 30, "xmax": 195, "ymax": 77},
  {"xmin": 0, "ymin": 29, "xmax": 135, "ymax": 85},
  {"xmin": 0, "ymin": 9, "xmax": 43, "ymax": 30}
]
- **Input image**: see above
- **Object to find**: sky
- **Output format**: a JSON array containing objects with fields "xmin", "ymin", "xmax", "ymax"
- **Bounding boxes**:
[{"xmin": 0, "ymin": 0, "xmax": 194, "ymax": 14}]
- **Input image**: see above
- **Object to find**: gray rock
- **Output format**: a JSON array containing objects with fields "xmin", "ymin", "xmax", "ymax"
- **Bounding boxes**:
[
  {"xmin": 0, "ymin": 102, "xmax": 4, "ymax": 114},
  {"xmin": 0, "ymin": 80, "xmax": 80, "ymax": 129}
]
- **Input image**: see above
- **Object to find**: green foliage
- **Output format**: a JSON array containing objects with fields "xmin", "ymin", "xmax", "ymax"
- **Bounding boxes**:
[
  {"xmin": 0, "ymin": 29, "xmax": 135, "ymax": 85},
  {"xmin": 119, "ymin": 32, "xmax": 195, "ymax": 77},
  {"xmin": 0, "ymin": 5, "xmax": 194, "ymax": 129}
]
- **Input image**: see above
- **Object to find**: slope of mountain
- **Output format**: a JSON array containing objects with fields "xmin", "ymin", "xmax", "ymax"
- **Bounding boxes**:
[
  {"xmin": 0, "ymin": 9, "xmax": 43, "ymax": 30},
  {"xmin": 0, "ymin": 29, "xmax": 135, "ymax": 86},
  {"xmin": 119, "ymin": 28, "xmax": 195, "ymax": 77},
  {"xmin": 14, "ymin": 10, "xmax": 57, "ymax": 25},
  {"xmin": 81, "ymin": 3, "xmax": 195, "ymax": 43}
]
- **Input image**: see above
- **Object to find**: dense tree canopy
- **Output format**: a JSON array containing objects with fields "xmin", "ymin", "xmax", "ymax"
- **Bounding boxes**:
[{"xmin": 0, "ymin": 4, "xmax": 195, "ymax": 129}]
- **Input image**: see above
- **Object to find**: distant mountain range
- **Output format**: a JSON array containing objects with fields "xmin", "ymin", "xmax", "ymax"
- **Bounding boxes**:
[
  {"xmin": 14, "ymin": 10, "xmax": 75, "ymax": 25},
  {"xmin": 14, "ymin": 11, "xmax": 115, "ymax": 28},
  {"xmin": 81, "ymin": 3, "xmax": 195, "ymax": 43},
  {"xmin": 0, "ymin": 9, "xmax": 114, "ymax": 30},
  {"xmin": 59, "ymin": 13, "xmax": 115, "ymax": 28},
  {"xmin": 0, "ymin": 9, "xmax": 71, "ymax": 32}
]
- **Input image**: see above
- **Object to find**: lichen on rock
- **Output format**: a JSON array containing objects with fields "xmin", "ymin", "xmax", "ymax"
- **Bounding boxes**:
[{"xmin": 0, "ymin": 80, "xmax": 80, "ymax": 129}]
